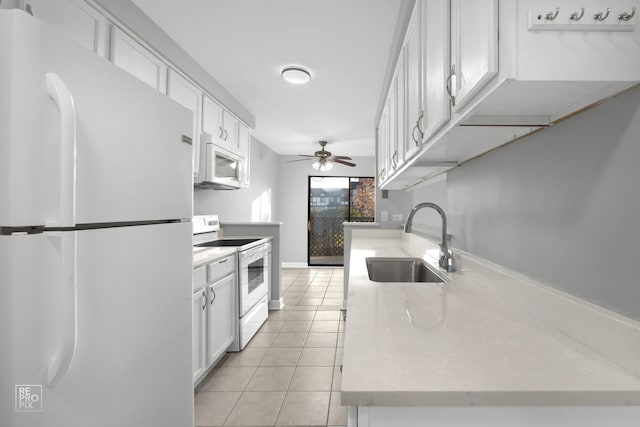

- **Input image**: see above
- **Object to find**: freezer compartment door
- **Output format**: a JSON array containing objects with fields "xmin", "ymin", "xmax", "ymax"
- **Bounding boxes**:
[
  {"xmin": 0, "ymin": 222, "xmax": 193, "ymax": 427},
  {"xmin": 0, "ymin": 11, "xmax": 192, "ymax": 227}
]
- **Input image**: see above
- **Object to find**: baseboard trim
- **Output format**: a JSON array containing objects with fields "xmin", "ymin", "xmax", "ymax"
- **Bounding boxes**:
[
  {"xmin": 268, "ymin": 298, "xmax": 284, "ymax": 310},
  {"xmin": 282, "ymin": 262, "xmax": 308, "ymax": 268}
]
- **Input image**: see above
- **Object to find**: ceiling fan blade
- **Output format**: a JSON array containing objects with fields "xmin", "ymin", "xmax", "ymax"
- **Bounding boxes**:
[
  {"xmin": 330, "ymin": 155, "xmax": 352, "ymax": 160},
  {"xmin": 286, "ymin": 158, "xmax": 315, "ymax": 163},
  {"xmin": 332, "ymin": 159, "xmax": 356, "ymax": 167},
  {"xmin": 296, "ymin": 154, "xmax": 316, "ymax": 158}
]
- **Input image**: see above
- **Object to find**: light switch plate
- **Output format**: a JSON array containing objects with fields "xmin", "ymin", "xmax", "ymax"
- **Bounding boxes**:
[
  {"xmin": 392, "ymin": 214, "xmax": 403, "ymax": 222},
  {"xmin": 380, "ymin": 211, "xmax": 388, "ymax": 222}
]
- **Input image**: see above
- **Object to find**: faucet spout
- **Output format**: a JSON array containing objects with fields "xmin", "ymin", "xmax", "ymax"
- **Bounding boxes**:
[{"xmin": 404, "ymin": 202, "xmax": 454, "ymax": 272}]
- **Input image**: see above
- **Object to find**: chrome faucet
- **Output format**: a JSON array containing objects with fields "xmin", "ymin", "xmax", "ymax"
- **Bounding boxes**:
[{"xmin": 404, "ymin": 202, "xmax": 454, "ymax": 272}]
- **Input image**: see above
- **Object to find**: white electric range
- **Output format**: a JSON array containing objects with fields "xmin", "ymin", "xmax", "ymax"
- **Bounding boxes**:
[{"xmin": 193, "ymin": 215, "xmax": 271, "ymax": 351}]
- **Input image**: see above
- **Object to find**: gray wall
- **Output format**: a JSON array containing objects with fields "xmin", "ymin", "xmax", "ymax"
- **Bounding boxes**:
[
  {"xmin": 445, "ymin": 87, "xmax": 640, "ymax": 319},
  {"xmin": 410, "ymin": 174, "xmax": 448, "ymax": 237},
  {"xmin": 195, "ymin": 138, "xmax": 279, "ymax": 222},
  {"xmin": 376, "ymin": 190, "xmax": 413, "ymax": 230},
  {"xmin": 278, "ymin": 156, "xmax": 375, "ymax": 265},
  {"xmin": 94, "ymin": 0, "xmax": 254, "ymax": 126}
]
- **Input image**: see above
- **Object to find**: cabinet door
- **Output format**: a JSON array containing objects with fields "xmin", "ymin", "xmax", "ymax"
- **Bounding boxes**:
[
  {"xmin": 207, "ymin": 274, "xmax": 236, "ymax": 366},
  {"xmin": 450, "ymin": 0, "xmax": 498, "ymax": 110},
  {"xmin": 110, "ymin": 26, "xmax": 168, "ymax": 94},
  {"xmin": 167, "ymin": 70, "xmax": 202, "ymax": 178},
  {"xmin": 394, "ymin": 55, "xmax": 406, "ymax": 171},
  {"xmin": 238, "ymin": 123, "xmax": 251, "ymax": 187},
  {"xmin": 223, "ymin": 112, "xmax": 239, "ymax": 151},
  {"xmin": 202, "ymin": 95, "xmax": 224, "ymax": 145},
  {"xmin": 26, "ymin": 0, "xmax": 108, "ymax": 56},
  {"xmin": 387, "ymin": 81, "xmax": 397, "ymax": 175},
  {"xmin": 376, "ymin": 101, "xmax": 389, "ymax": 186},
  {"xmin": 404, "ymin": 0, "xmax": 423, "ymax": 160},
  {"xmin": 423, "ymin": 0, "xmax": 450, "ymax": 140},
  {"xmin": 192, "ymin": 288, "xmax": 206, "ymax": 383}
]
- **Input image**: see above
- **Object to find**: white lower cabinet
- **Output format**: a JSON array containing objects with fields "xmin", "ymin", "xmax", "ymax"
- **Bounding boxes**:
[
  {"xmin": 207, "ymin": 273, "xmax": 236, "ymax": 366},
  {"xmin": 192, "ymin": 267, "xmax": 207, "ymax": 383},
  {"xmin": 193, "ymin": 254, "xmax": 237, "ymax": 386}
]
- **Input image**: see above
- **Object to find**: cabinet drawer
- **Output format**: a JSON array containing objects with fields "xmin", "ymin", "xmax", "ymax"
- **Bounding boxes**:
[
  {"xmin": 207, "ymin": 255, "xmax": 236, "ymax": 283},
  {"xmin": 193, "ymin": 265, "xmax": 206, "ymax": 291}
]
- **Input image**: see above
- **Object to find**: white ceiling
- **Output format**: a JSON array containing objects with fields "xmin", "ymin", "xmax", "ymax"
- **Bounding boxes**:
[{"xmin": 131, "ymin": 0, "xmax": 406, "ymax": 157}]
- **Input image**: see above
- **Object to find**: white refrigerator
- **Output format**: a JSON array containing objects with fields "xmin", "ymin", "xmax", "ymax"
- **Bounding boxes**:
[{"xmin": 1, "ymin": 10, "xmax": 194, "ymax": 427}]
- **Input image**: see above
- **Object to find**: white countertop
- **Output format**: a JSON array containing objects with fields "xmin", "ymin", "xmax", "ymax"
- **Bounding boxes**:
[
  {"xmin": 342, "ymin": 230, "xmax": 640, "ymax": 406},
  {"xmin": 192, "ymin": 247, "xmax": 236, "ymax": 269}
]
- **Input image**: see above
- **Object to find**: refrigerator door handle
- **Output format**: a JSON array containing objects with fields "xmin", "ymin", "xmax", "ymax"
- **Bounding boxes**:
[
  {"xmin": 46, "ymin": 73, "xmax": 77, "ymax": 227},
  {"xmin": 47, "ymin": 232, "xmax": 78, "ymax": 385}
]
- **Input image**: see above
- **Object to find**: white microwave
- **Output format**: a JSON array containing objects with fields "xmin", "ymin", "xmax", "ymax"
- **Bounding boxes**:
[{"xmin": 194, "ymin": 133, "xmax": 244, "ymax": 189}]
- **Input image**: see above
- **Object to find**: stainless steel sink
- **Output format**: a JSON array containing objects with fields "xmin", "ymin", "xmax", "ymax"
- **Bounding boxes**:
[{"xmin": 365, "ymin": 257, "xmax": 445, "ymax": 283}]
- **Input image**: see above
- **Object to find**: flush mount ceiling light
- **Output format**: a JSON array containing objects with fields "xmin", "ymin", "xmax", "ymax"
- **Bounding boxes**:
[{"xmin": 281, "ymin": 66, "xmax": 311, "ymax": 84}]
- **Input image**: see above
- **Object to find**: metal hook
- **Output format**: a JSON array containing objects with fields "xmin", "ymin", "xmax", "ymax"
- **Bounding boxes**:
[
  {"xmin": 594, "ymin": 8, "xmax": 610, "ymax": 21},
  {"xmin": 545, "ymin": 7, "xmax": 560, "ymax": 21},
  {"xmin": 618, "ymin": 7, "xmax": 636, "ymax": 21},
  {"xmin": 569, "ymin": 7, "xmax": 585, "ymax": 21}
]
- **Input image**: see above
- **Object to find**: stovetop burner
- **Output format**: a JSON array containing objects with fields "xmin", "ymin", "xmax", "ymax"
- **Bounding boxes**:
[{"xmin": 196, "ymin": 238, "xmax": 262, "ymax": 247}]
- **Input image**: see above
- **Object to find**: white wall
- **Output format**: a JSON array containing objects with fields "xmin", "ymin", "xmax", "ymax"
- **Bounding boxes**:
[
  {"xmin": 194, "ymin": 138, "xmax": 279, "ymax": 222},
  {"xmin": 444, "ymin": 87, "xmax": 640, "ymax": 319},
  {"xmin": 278, "ymin": 156, "xmax": 375, "ymax": 265}
]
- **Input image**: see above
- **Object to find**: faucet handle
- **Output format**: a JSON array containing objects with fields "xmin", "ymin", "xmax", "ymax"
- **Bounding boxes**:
[{"xmin": 438, "ymin": 247, "xmax": 455, "ymax": 272}]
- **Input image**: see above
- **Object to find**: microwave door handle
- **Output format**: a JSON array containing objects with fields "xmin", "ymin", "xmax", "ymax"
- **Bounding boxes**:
[
  {"xmin": 46, "ymin": 73, "xmax": 77, "ymax": 227},
  {"xmin": 47, "ymin": 232, "xmax": 78, "ymax": 385}
]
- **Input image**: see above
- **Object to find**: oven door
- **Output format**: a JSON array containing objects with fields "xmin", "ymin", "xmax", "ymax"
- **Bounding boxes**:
[{"xmin": 238, "ymin": 243, "xmax": 270, "ymax": 316}]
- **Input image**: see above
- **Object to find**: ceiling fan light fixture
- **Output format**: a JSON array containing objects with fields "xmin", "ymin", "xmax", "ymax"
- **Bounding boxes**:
[
  {"xmin": 281, "ymin": 66, "xmax": 311, "ymax": 84},
  {"xmin": 312, "ymin": 160, "xmax": 333, "ymax": 172}
]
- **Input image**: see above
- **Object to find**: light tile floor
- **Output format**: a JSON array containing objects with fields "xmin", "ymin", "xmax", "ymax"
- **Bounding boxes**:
[{"xmin": 195, "ymin": 267, "xmax": 347, "ymax": 427}]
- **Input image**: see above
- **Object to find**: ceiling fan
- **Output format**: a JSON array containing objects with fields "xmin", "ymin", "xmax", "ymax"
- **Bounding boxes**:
[{"xmin": 287, "ymin": 140, "xmax": 356, "ymax": 171}]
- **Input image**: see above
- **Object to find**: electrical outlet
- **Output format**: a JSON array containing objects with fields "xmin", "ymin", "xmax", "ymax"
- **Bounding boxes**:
[
  {"xmin": 380, "ymin": 211, "xmax": 388, "ymax": 222},
  {"xmin": 392, "ymin": 214, "xmax": 403, "ymax": 222}
]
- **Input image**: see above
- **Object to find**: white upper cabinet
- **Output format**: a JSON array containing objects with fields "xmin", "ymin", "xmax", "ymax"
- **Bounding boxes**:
[
  {"xmin": 24, "ymin": 0, "xmax": 109, "ymax": 56},
  {"xmin": 449, "ymin": 0, "xmax": 498, "ymax": 111},
  {"xmin": 403, "ymin": 0, "xmax": 424, "ymax": 161},
  {"xmin": 377, "ymin": 0, "xmax": 640, "ymax": 190},
  {"xmin": 203, "ymin": 95, "xmax": 241, "ymax": 153},
  {"xmin": 110, "ymin": 26, "xmax": 168, "ymax": 93},
  {"xmin": 423, "ymin": 0, "xmax": 451, "ymax": 141},
  {"xmin": 167, "ymin": 70, "xmax": 202, "ymax": 178},
  {"xmin": 376, "ymin": 100, "xmax": 389, "ymax": 186},
  {"xmin": 394, "ymin": 56, "xmax": 406, "ymax": 172},
  {"xmin": 202, "ymin": 95, "xmax": 224, "ymax": 144},
  {"xmin": 223, "ymin": 112, "xmax": 239, "ymax": 152},
  {"xmin": 238, "ymin": 123, "xmax": 251, "ymax": 187}
]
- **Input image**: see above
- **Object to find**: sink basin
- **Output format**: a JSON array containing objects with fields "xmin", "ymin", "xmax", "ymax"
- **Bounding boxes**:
[{"xmin": 365, "ymin": 257, "xmax": 444, "ymax": 283}]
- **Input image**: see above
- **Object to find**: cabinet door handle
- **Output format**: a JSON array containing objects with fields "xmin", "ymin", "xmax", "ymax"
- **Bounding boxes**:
[
  {"xmin": 218, "ymin": 258, "xmax": 228, "ymax": 264},
  {"xmin": 201, "ymin": 290, "xmax": 207, "ymax": 310},
  {"xmin": 210, "ymin": 289, "xmax": 216, "ymax": 305},
  {"xmin": 391, "ymin": 151, "xmax": 398, "ymax": 169},
  {"xmin": 219, "ymin": 126, "xmax": 224, "ymax": 139},
  {"xmin": 415, "ymin": 111, "xmax": 424, "ymax": 140},
  {"xmin": 223, "ymin": 129, "xmax": 228, "ymax": 141},
  {"xmin": 411, "ymin": 123, "xmax": 421, "ymax": 147},
  {"xmin": 446, "ymin": 65, "xmax": 456, "ymax": 107}
]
